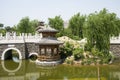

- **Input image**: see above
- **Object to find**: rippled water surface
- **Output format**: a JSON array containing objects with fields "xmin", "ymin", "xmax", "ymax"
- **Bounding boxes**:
[{"xmin": 0, "ymin": 60, "xmax": 120, "ymax": 80}]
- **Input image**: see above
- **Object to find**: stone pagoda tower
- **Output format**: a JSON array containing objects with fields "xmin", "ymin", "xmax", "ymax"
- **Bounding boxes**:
[{"xmin": 35, "ymin": 22, "xmax": 63, "ymax": 65}]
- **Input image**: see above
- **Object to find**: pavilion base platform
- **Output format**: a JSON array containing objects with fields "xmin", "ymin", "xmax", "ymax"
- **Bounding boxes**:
[{"xmin": 35, "ymin": 59, "xmax": 62, "ymax": 66}]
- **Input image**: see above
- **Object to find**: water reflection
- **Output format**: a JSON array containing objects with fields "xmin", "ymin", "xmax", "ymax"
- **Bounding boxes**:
[
  {"xmin": 1, "ymin": 60, "xmax": 22, "ymax": 73},
  {"xmin": 12, "ymin": 57, "xmax": 20, "ymax": 63},
  {"xmin": 0, "ymin": 60, "xmax": 120, "ymax": 80}
]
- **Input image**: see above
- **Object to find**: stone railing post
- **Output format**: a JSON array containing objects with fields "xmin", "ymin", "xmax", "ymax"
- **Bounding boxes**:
[
  {"xmin": 13, "ymin": 32, "xmax": 16, "ymax": 40},
  {"xmin": 0, "ymin": 33, "xmax": 2, "ymax": 39},
  {"xmin": 25, "ymin": 33, "xmax": 28, "ymax": 39},
  {"xmin": 28, "ymin": 33, "xmax": 32, "ymax": 39},
  {"xmin": 35, "ymin": 33, "xmax": 37, "ymax": 39},
  {"xmin": 19, "ymin": 33, "xmax": 22, "ymax": 40},
  {"xmin": 5, "ymin": 32, "xmax": 9, "ymax": 40},
  {"xmin": 22, "ymin": 33, "xmax": 25, "ymax": 40}
]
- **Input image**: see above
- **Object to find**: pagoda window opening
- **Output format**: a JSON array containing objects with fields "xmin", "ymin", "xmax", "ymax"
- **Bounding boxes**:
[
  {"xmin": 54, "ymin": 48, "xmax": 57, "ymax": 56},
  {"xmin": 46, "ymin": 48, "xmax": 52, "ymax": 56},
  {"xmin": 40, "ymin": 48, "xmax": 45, "ymax": 55},
  {"xmin": 45, "ymin": 47, "xmax": 47, "ymax": 56}
]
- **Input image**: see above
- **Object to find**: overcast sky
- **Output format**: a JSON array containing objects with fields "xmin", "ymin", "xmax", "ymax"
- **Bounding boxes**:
[{"xmin": 0, "ymin": 0, "xmax": 120, "ymax": 27}]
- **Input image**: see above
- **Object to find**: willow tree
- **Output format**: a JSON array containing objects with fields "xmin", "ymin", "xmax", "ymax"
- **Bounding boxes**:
[
  {"xmin": 69, "ymin": 13, "xmax": 86, "ymax": 39},
  {"xmin": 86, "ymin": 8, "xmax": 120, "ymax": 54}
]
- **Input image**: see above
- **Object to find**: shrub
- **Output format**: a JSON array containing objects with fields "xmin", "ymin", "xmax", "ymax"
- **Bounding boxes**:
[
  {"xmin": 84, "ymin": 43, "xmax": 92, "ymax": 51},
  {"xmin": 91, "ymin": 47, "xmax": 114, "ymax": 64},
  {"xmin": 60, "ymin": 42, "xmax": 74, "ymax": 58},
  {"xmin": 100, "ymin": 52, "xmax": 114, "ymax": 64},
  {"xmin": 73, "ymin": 48, "xmax": 84, "ymax": 60},
  {"xmin": 91, "ymin": 47, "xmax": 99, "ymax": 56},
  {"xmin": 65, "ymin": 56, "xmax": 74, "ymax": 65}
]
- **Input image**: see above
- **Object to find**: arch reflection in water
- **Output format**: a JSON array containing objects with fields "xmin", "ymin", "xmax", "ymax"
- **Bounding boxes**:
[{"xmin": 1, "ymin": 60, "xmax": 22, "ymax": 73}]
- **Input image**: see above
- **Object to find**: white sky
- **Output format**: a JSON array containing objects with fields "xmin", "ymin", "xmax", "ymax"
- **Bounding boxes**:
[{"xmin": 0, "ymin": 0, "xmax": 120, "ymax": 27}]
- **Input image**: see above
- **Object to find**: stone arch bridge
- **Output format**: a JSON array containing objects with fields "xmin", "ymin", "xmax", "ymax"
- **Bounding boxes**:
[{"xmin": 0, "ymin": 32, "xmax": 42, "ymax": 60}]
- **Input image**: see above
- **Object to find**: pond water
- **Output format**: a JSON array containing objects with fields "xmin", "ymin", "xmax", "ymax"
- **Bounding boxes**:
[{"xmin": 0, "ymin": 60, "xmax": 120, "ymax": 80}]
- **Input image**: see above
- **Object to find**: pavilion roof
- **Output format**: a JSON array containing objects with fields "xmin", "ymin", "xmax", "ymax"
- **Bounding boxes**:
[
  {"xmin": 35, "ymin": 37, "xmax": 63, "ymax": 45},
  {"xmin": 36, "ymin": 25, "xmax": 58, "ymax": 33}
]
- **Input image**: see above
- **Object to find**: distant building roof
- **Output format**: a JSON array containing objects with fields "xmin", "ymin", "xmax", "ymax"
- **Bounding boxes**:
[
  {"xmin": 35, "ymin": 37, "xmax": 63, "ymax": 45},
  {"xmin": 36, "ymin": 21, "xmax": 58, "ymax": 33},
  {"xmin": 37, "ymin": 25, "xmax": 58, "ymax": 33}
]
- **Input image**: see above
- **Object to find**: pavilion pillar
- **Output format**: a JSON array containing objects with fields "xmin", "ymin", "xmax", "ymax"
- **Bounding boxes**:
[
  {"xmin": 39, "ymin": 46, "xmax": 41, "ymax": 55},
  {"xmin": 49, "ymin": 48, "xmax": 52, "ymax": 56},
  {"xmin": 51, "ymin": 48, "xmax": 54, "ymax": 56},
  {"xmin": 57, "ymin": 46, "xmax": 59, "ymax": 55},
  {"xmin": 45, "ymin": 47, "xmax": 47, "ymax": 56}
]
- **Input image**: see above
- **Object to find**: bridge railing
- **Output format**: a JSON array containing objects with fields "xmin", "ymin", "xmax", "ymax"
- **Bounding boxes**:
[{"xmin": 0, "ymin": 32, "xmax": 42, "ymax": 43}]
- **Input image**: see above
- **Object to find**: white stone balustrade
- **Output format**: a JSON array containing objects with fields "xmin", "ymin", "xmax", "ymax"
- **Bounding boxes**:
[
  {"xmin": 1, "ymin": 32, "xmax": 120, "ymax": 44},
  {"xmin": 0, "ymin": 32, "xmax": 42, "ymax": 44},
  {"xmin": 110, "ymin": 36, "xmax": 120, "ymax": 44}
]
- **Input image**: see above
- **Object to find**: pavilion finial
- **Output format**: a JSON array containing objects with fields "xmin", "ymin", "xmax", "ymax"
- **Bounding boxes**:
[{"xmin": 39, "ymin": 21, "xmax": 44, "ymax": 26}]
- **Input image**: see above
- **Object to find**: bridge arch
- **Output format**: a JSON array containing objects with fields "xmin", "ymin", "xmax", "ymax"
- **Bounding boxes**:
[
  {"xmin": 28, "ymin": 52, "xmax": 38, "ymax": 62},
  {"xmin": 1, "ymin": 47, "xmax": 22, "ymax": 60},
  {"xmin": 29, "ymin": 52, "xmax": 38, "ymax": 57}
]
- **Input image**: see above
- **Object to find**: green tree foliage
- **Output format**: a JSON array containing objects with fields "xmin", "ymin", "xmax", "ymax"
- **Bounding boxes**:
[
  {"xmin": 0, "ymin": 23, "xmax": 5, "ymax": 34},
  {"xmin": 69, "ymin": 13, "xmax": 86, "ymax": 39},
  {"xmin": 12, "ymin": 25, "xmax": 18, "ymax": 32},
  {"xmin": 4, "ymin": 26, "xmax": 12, "ymax": 32},
  {"xmin": 56, "ymin": 28, "xmax": 73, "ymax": 38},
  {"xmin": 62, "ymin": 28, "xmax": 73, "ymax": 37},
  {"xmin": 48, "ymin": 16, "xmax": 64, "ymax": 31},
  {"xmin": 85, "ymin": 8, "xmax": 120, "ymax": 54},
  {"xmin": 73, "ymin": 48, "xmax": 84, "ymax": 60},
  {"xmin": 60, "ymin": 42, "xmax": 74, "ymax": 58},
  {"xmin": 4, "ymin": 26, "xmax": 17, "ymax": 33},
  {"xmin": 17, "ymin": 17, "xmax": 31, "ymax": 33},
  {"xmin": 0, "ymin": 23, "xmax": 4, "ymax": 27},
  {"xmin": 0, "ymin": 29, "xmax": 6, "ymax": 35},
  {"xmin": 17, "ymin": 17, "xmax": 39, "ymax": 33},
  {"xmin": 30, "ymin": 19, "xmax": 39, "ymax": 34}
]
